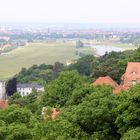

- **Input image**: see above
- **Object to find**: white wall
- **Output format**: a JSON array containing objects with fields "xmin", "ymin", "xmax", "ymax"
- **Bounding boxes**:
[
  {"xmin": 0, "ymin": 82, "xmax": 6, "ymax": 100},
  {"xmin": 17, "ymin": 87, "xmax": 44, "ymax": 97}
]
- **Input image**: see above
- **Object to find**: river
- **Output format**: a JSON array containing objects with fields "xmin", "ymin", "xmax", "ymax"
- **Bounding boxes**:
[{"xmin": 91, "ymin": 45, "xmax": 125, "ymax": 56}]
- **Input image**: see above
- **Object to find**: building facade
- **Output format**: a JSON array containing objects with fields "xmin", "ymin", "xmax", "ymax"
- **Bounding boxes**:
[
  {"xmin": 0, "ymin": 81, "xmax": 6, "ymax": 100},
  {"xmin": 121, "ymin": 62, "xmax": 140, "ymax": 87},
  {"xmin": 17, "ymin": 84, "xmax": 44, "ymax": 97}
]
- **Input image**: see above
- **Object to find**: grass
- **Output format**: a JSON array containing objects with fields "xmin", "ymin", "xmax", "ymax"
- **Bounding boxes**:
[
  {"xmin": 1, "ymin": 39, "xmax": 134, "ymax": 80},
  {"xmin": 0, "ymin": 41, "xmax": 95, "ymax": 80}
]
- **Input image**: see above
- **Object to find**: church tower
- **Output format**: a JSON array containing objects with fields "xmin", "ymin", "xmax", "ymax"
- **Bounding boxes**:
[{"xmin": 0, "ymin": 82, "xmax": 6, "ymax": 100}]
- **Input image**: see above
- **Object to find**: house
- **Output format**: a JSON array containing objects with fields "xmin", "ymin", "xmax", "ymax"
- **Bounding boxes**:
[
  {"xmin": 0, "ymin": 81, "xmax": 6, "ymax": 100},
  {"xmin": 51, "ymin": 108, "xmax": 59, "ymax": 119},
  {"xmin": 121, "ymin": 62, "xmax": 140, "ymax": 87},
  {"xmin": 17, "ymin": 84, "xmax": 44, "ymax": 97},
  {"xmin": 0, "ymin": 100, "xmax": 8, "ymax": 109},
  {"xmin": 93, "ymin": 62, "xmax": 140, "ymax": 94},
  {"xmin": 93, "ymin": 76, "xmax": 119, "ymax": 88},
  {"xmin": 93, "ymin": 76, "xmax": 121, "ymax": 94},
  {"xmin": 42, "ymin": 107, "xmax": 59, "ymax": 120},
  {"xmin": 66, "ymin": 60, "xmax": 77, "ymax": 66}
]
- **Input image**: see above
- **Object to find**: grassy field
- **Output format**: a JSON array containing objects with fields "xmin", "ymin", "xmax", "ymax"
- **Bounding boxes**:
[{"xmin": 0, "ymin": 41, "xmax": 95, "ymax": 80}]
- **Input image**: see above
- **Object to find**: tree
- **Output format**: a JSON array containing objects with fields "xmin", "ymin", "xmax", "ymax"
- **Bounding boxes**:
[
  {"xmin": 8, "ymin": 91, "xmax": 40, "ymax": 114},
  {"xmin": 66, "ymin": 84, "xmax": 94, "ymax": 106},
  {"xmin": 115, "ymin": 84, "xmax": 140, "ymax": 136},
  {"xmin": 41, "ymin": 70, "xmax": 88, "ymax": 107},
  {"xmin": 91, "ymin": 50, "xmax": 135, "ymax": 83},
  {"xmin": 0, "ymin": 105, "xmax": 41, "ymax": 140},
  {"xmin": 0, "ymin": 105, "xmax": 32, "ymax": 125},
  {"xmin": 16, "ymin": 63, "xmax": 63, "ymax": 85},
  {"xmin": 6, "ymin": 77, "xmax": 17, "ymax": 96},
  {"xmin": 5, "ymin": 124, "xmax": 33, "ymax": 140},
  {"xmin": 52, "ymin": 62, "xmax": 64, "ymax": 78},
  {"xmin": 62, "ymin": 85, "xmax": 120, "ymax": 140},
  {"xmin": 40, "ymin": 118, "xmax": 89, "ymax": 140},
  {"xmin": 76, "ymin": 40, "xmax": 84, "ymax": 48},
  {"xmin": 68, "ymin": 55, "xmax": 97, "ymax": 76},
  {"xmin": 121, "ymin": 127, "xmax": 140, "ymax": 140},
  {"xmin": 130, "ymin": 47, "xmax": 140, "ymax": 62},
  {"xmin": 8, "ymin": 93, "xmax": 22, "ymax": 105}
]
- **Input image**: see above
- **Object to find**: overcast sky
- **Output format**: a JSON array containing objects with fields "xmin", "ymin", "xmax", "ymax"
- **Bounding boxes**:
[{"xmin": 0, "ymin": 0, "xmax": 140, "ymax": 24}]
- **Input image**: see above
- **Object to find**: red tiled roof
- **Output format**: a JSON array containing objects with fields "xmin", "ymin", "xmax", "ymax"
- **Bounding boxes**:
[
  {"xmin": 0, "ymin": 100, "xmax": 8, "ymax": 109},
  {"xmin": 113, "ymin": 86, "xmax": 122, "ymax": 94},
  {"xmin": 51, "ymin": 108, "xmax": 59, "ymax": 119},
  {"xmin": 122, "ymin": 62, "xmax": 140, "ymax": 79},
  {"xmin": 93, "ymin": 76, "xmax": 119, "ymax": 88},
  {"xmin": 93, "ymin": 76, "xmax": 125, "ymax": 94},
  {"xmin": 120, "ymin": 85, "xmax": 130, "ymax": 90},
  {"xmin": 121, "ymin": 62, "xmax": 140, "ymax": 88},
  {"xmin": 125, "ymin": 62, "xmax": 140, "ymax": 75},
  {"xmin": 93, "ymin": 62, "xmax": 140, "ymax": 94}
]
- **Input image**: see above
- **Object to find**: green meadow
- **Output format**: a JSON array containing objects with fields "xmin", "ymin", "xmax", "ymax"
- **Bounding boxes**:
[{"xmin": 0, "ymin": 41, "xmax": 95, "ymax": 80}]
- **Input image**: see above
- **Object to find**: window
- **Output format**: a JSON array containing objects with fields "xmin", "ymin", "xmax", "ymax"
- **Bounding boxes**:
[
  {"xmin": 132, "ymin": 71, "xmax": 137, "ymax": 75},
  {"xmin": 132, "ymin": 80, "xmax": 137, "ymax": 85},
  {"xmin": 22, "ymin": 92, "xmax": 25, "ymax": 96}
]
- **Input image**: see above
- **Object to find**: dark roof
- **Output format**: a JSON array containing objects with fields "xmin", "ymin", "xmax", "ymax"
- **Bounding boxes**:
[{"xmin": 17, "ymin": 84, "xmax": 43, "ymax": 88}]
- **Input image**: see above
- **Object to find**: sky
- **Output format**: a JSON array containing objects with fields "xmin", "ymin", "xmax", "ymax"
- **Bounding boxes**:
[{"xmin": 0, "ymin": 0, "xmax": 140, "ymax": 24}]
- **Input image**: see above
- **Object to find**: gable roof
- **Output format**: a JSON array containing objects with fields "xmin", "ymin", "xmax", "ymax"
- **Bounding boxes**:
[
  {"xmin": 93, "ymin": 76, "xmax": 119, "ymax": 88},
  {"xmin": 0, "ymin": 100, "xmax": 8, "ymax": 109},
  {"xmin": 123, "ymin": 62, "xmax": 140, "ymax": 78}
]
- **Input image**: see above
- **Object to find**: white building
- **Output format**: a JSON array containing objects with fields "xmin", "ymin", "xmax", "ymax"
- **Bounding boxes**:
[
  {"xmin": 17, "ymin": 84, "xmax": 44, "ymax": 97},
  {"xmin": 0, "ymin": 81, "xmax": 6, "ymax": 100},
  {"xmin": 66, "ymin": 60, "xmax": 77, "ymax": 66}
]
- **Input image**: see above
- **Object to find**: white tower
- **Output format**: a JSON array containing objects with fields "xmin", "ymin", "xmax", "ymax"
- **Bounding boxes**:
[{"xmin": 0, "ymin": 82, "xmax": 6, "ymax": 100}]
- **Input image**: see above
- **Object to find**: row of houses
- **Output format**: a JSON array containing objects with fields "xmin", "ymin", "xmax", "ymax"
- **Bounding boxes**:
[{"xmin": 0, "ymin": 62, "xmax": 140, "ymax": 109}]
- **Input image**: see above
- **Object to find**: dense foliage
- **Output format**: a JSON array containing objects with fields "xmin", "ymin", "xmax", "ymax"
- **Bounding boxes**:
[
  {"xmin": 120, "ymin": 33, "xmax": 140, "ymax": 46},
  {"xmin": 41, "ymin": 70, "xmax": 89, "ymax": 107},
  {"xmin": 4, "ymin": 47, "xmax": 140, "ymax": 139},
  {"xmin": 68, "ymin": 48, "xmax": 140, "ymax": 83},
  {"xmin": 7, "ymin": 74, "xmax": 140, "ymax": 139},
  {"xmin": 16, "ymin": 62, "xmax": 64, "ymax": 85}
]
